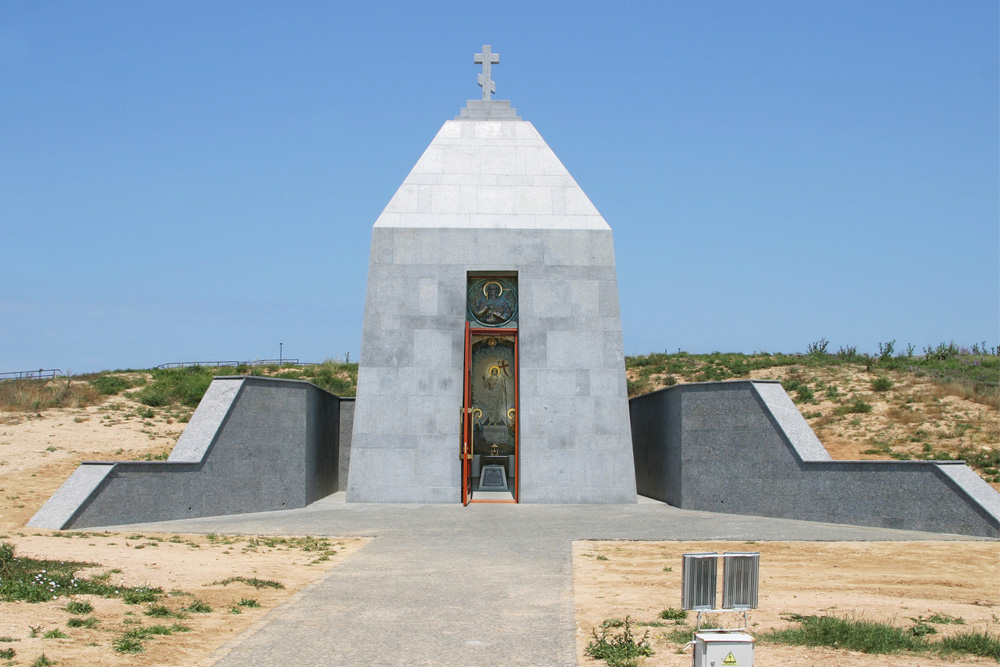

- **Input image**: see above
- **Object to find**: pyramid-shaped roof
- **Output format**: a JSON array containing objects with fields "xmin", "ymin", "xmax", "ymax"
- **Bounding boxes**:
[{"xmin": 374, "ymin": 105, "xmax": 609, "ymax": 231}]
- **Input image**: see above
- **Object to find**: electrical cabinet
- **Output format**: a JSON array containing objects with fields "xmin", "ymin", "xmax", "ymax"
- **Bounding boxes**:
[{"xmin": 692, "ymin": 631, "xmax": 754, "ymax": 667}]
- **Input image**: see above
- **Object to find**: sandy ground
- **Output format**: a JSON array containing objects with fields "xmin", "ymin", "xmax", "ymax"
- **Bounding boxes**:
[
  {"xmin": 574, "ymin": 540, "xmax": 1000, "ymax": 666},
  {"xmin": 0, "ymin": 395, "xmax": 370, "ymax": 667},
  {"xmin": 0, "ymin": 532, "xmax": 368, "ymax": 667}
]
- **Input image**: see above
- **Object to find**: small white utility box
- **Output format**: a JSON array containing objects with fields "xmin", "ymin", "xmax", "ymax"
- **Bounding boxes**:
[{"xmin": 692, "ymin": 630, "xmax": 754, "ymax": 667}]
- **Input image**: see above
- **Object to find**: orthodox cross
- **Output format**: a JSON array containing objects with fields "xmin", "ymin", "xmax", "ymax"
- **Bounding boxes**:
[{"xmin": 475, "ymin": 45, "xmax": 499, "ymax": 101}]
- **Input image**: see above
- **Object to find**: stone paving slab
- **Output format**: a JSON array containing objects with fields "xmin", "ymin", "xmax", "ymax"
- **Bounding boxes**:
[{"xmin": 109, "ymin": 497, "xmax": 988, "ymax": 666}]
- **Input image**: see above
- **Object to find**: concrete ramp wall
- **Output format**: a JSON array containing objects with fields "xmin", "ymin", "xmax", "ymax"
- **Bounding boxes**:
[
  {"xmin": 630, "ymin": 380, "xmax": 1000, "ymax": 538},
  {"xmin": 28, "ymin": 377, "xmax": 355, "ymax": 529}
]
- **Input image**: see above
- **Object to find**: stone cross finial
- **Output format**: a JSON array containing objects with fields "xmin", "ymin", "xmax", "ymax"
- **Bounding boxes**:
[{"xmin": 474, "ymin": 45, "xmax": 499, "ymax": 101}]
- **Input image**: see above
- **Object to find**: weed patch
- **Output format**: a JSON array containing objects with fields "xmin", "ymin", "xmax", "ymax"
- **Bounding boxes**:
[
  {"xmin": 184, "ymin": 599, "xmax": 212, "ymax": 613},
  {"xmin": 659, "ymin": 607, "xmax": 687, "ymax": 621},
  {"xmin": 112, "ymin": 635, "xmax": 144, "ymax": 654},
  {"xmin": 938, "ymin": 630, "xmax": 1000, "ymax": 659},
  {"xmin": 834, "ymin": 398, "xmax": 873, "ymax": 415},
  {"xmin": 761, "ymin": 614, "xmax": 999, "ymax": 660},
  {"xmin": 65, "ymin": 601, "xmax": 92, "ymax": 615},
  {"xmin": 144, "ymin": 603, "xmax": 185, "ymax": 618},
  {"xmin": 0, "ymin": 542, "xmax": 160, "ymax": 604},
  {"xmin": 761, "ymin": 615, "xmax": 922, "ymax": 653},
  {"xmin": 122, "ymin": 587, "xmax": 161, "ymax": 604},
  {"xmin": 212, "ymin": 576, "xmax": 283, "ymax": 589},
  {"xmin": 586, "ymin": 616, "xmax": 653, "ymax": 667}
]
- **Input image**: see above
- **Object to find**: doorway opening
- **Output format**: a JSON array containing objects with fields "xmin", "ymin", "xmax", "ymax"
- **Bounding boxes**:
[
  {"xmin": 462, "ymin": 274, "xmax": 518, "ymax": 505},
  {"xmin": 462, "ymin": 328, "xmax": 518, "ymax": 503}
]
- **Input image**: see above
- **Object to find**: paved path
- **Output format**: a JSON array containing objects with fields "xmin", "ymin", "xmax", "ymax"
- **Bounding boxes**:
[{"xmin": 111, "ymin": 496, "xmax": 984, "ymax": 666}]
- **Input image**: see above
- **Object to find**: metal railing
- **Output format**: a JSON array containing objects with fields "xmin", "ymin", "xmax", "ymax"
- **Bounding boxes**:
[
  {"xmin": 156, "ymin": 359, "xmax": 304, "ymax": 369},
  {"xmin": 0, "ymin": 369, "xmax": 64, "ymax": 381}
]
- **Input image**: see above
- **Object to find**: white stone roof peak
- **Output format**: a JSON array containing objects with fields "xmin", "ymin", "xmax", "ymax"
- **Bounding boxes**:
[{"xmin": 374, "ymin": 118, "xmax": 611, "ymax": 231}]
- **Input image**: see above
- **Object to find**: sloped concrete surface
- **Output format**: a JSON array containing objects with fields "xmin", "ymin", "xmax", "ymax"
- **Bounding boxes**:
[{"xmin": 26, "ymin": 464, "xmax": 114, "ymax": 529}]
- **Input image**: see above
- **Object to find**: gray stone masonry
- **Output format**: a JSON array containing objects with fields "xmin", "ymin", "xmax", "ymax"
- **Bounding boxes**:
[
  {"xmin": 28, "ymin": 377, "xmax": 354, "ymax": 529},
  {"xmin": 630, "ymin": 380, "xmax": 1000, "ymax": 537},
  {"xmin": 348, "ymin": 113, "xmax": 636, "ymax": 504}
]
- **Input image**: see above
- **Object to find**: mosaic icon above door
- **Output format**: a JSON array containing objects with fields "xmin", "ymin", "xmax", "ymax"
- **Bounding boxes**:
[{"xmin": 467, "ymin": 278, "xmax": 518, "ymax": 327}]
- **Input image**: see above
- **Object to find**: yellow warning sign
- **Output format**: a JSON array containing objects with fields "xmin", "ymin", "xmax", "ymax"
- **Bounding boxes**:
[{"xmin": 722, "ymin": 651, "xmax": 738, "ymax": 666}]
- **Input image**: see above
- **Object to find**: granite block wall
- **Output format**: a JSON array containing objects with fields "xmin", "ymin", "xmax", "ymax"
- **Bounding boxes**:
[
  {"xmin": 349, "ymin": 226, "xmax": 636, "ymax": 503},
  {"xmin": 28, "ymin": 377, "xmax": 354, "ymax": 529},
  {"xmin": 630, "ymin": 380, "xmax": 1000, "ymax": 537}
]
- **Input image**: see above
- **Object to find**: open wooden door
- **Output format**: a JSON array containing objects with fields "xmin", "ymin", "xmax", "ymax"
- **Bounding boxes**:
[{"xmin": 461, "ymin": 321, "xmax": 472, "ymax": 505}]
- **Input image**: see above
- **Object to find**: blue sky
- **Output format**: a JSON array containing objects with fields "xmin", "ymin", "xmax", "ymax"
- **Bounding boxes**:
[{"xmin": 2, "ymin": 1, "xmax": 997, "ymax": 373}]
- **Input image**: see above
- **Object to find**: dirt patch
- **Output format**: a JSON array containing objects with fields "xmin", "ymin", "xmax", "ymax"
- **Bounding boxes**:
[
  {"xmin": 574, "ymin": 540, "xmax": 1000, "ymax": 666},
  {"xmin": 0, "ymin": 531, "xmax": 369, "ymax": 666},
  {"xmin": 0, "ymin": 394, "xmax": 370, "ymax": 667}
]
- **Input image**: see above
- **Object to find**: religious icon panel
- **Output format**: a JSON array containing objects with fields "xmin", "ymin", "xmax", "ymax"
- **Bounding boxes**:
[
  {"xmin": 467, "ymin": 278, "xmax": 518, "ymax": 328},
  {"xmin": 469, "ymin": 335, "xmax": 516, "ymax": 457}
]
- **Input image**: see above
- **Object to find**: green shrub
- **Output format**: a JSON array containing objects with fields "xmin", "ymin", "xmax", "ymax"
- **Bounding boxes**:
[
  {"xmin": 144, "ymin": 603, "xmax": 186, "ymax": 618},
  {"xmin": 65, "ymin": 600, "xmax": 93, "ymax": 615},
  {"xmin": 184, "ymin": 599, "xmax": 212, "ymax": 613},
  {"xmin": 134, "ymin": 367, "xmax": 214, "ymax": 407},
  {"xmin": 585, "ymin": 617, "xmax": 653, "ymax": 667},
  {"xmin": 90, "ymin": 375, "xmax": 134, "ymax": 395},
  {"xmin": 871, "ymin": 376, "xmax": 893, "ymax": 392},
  {"xmin": 834, "ymin": 398, "xmax": 873, "ymax": 415},
  {"xmin": 67, "ymin": 616, "xmax": 99, "ymax": 629},
  {"xmin": 0, "ymin": 647, "xmax": 13, "ymax": 659},
  {"xmin": 659, "ymin": 607, "xmax": 687, "ymax": 621},
  {"xmin": 112, "ymin": 635, "xmax": 145, "ymax": 654}
]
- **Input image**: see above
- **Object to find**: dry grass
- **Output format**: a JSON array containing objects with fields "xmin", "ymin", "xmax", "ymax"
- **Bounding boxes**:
[
  {"xmin": 0, "ymin": 378, "xmax": 101, "ymax": 413},
  {"xmin": 930, "ymin": 381, "xmax": 999, "ymax": 409}
]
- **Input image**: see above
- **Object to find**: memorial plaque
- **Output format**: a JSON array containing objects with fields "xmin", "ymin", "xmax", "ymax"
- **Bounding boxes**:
[{"xmin": 480, "ymin": 464, "xmax": 508, "ymax": 490}]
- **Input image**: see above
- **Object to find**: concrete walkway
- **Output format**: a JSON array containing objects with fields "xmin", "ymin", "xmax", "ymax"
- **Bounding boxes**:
[{"xmin": 110, "ymin": 496, "xmax": 987, "ymax": 666}]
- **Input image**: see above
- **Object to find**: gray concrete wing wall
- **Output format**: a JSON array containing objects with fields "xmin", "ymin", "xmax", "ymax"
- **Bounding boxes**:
[
  {"xmin": 28, "ymin": 377, "xmax": 351, "ymax": 529},
  {"xmin": 630, "ymin": 380, "xmax": 1000, "ymax": 537}
]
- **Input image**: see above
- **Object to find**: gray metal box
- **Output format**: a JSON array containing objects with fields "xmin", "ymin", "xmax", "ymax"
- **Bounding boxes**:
[{"xmin": 692, "ymin": 631, "xmax": 754, "ymax": 667}]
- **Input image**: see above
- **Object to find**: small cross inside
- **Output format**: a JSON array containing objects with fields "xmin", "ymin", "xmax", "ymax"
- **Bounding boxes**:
[{"xmin": 475, "ymin": 45, "xmax": 500, "ymax": 101}]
